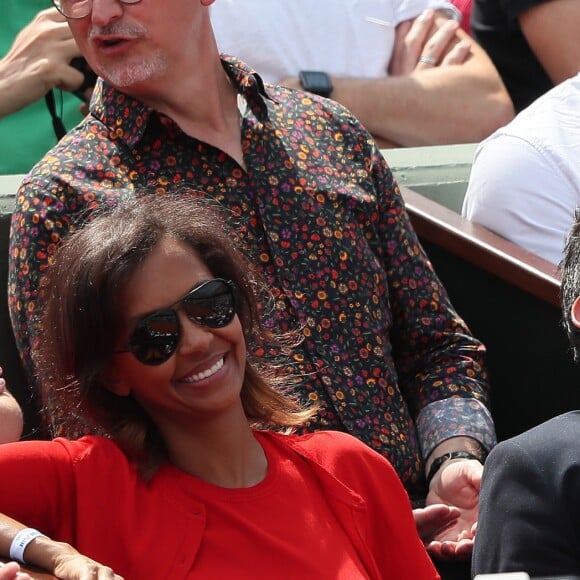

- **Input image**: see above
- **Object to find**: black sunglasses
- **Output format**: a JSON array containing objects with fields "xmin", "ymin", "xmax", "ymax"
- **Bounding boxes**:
[{"xmin": 116, "ymin": 278, "xmax": 236, "ymax": 366}]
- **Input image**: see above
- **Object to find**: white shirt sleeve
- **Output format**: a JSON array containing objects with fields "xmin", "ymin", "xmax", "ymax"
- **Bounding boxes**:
[{"xmin": 463, "ymin": 134, "xmax": 576, "ymax": 265}]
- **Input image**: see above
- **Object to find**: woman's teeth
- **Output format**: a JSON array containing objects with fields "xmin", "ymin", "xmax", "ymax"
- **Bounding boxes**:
[{"xmin": 185, "ymin": 358, "xmax": 224, "ymax": 383}]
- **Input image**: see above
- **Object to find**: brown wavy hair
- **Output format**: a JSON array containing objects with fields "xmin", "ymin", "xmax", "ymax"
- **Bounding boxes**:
[{"xmin": 34, "ymin": 192, "xmax": 316, "ymax": 477}]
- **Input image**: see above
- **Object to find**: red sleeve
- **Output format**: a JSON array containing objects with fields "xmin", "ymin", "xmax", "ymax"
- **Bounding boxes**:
[{"xmin": 0, "ymin": 438, "xmax": 78, "ymax": 539}]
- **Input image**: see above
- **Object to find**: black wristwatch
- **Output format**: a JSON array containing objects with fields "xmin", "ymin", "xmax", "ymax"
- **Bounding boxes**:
[{"xmin": 298, "ymin": 70, "xmax": 334, "ymax": 98}]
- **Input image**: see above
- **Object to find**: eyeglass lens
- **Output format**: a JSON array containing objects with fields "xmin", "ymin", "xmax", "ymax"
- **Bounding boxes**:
[{"xmin": 52, "ymin": 0, "xmax": 141, "ymax": 19}]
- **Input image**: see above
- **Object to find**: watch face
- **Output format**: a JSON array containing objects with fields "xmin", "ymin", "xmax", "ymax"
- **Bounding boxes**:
[{"xmin": 299, "ymin": 70, "xmax": 333, "ymax": 97}]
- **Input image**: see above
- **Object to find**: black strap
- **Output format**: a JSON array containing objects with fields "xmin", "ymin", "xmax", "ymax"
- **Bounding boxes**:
[
  {"xmin": 426, "ymin": 450, "xmax": 484, "ymax": 486},
  {"xmin": 44, "ymin": 90, "xmax": 67, "ymax": 141}
]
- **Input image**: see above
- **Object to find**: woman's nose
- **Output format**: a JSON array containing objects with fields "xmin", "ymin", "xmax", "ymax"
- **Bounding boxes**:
[{"xmin": 176, "ymin": 311, "xmax": 213, "ymax": 356}]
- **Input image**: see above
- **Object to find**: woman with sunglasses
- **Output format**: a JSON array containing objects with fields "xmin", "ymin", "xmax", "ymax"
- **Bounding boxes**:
[{"xmin": 0, "ymin": 194, "xmax": 439, "ymax": 579}]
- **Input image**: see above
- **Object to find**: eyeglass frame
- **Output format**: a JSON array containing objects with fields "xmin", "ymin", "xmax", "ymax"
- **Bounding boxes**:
[
  {"xmin": 115, "ymin": 278, "xmax": 237, "ymax": 366},
  {"xmin": 51, "ymin": 0, "xmax": 142, "ymax": 19}
]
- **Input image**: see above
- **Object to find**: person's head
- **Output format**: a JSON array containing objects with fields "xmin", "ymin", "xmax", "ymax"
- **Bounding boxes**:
[
  {"xmin": 561, "ymin": 208, "xmax": 580, "ymax": 361},
  {"xmin": 35, "ymin": 192, "xmax": 314, "ymax": 476},
  {"xmin": 51, "ymin": 0, "xmax": 217, "ymax": 90}
]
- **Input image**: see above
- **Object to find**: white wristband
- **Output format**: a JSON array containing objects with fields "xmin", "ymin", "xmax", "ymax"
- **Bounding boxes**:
[{"xmin": 9, "ymin": 528, "xmax": 43, "ymax": 564}]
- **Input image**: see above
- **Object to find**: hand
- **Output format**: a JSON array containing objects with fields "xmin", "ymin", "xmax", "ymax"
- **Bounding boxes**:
[
  {"xmin": 423, "ymin": 458, "xmax": 482, "ymax": 559},
  {"xmin": 53, "ymin": 552, "xmax": 124, "ymax": 580},
  {"xmin": 0, "ymin": 561, "xmax": 33, "ymax": 580},
  {"xmin": 0, "ymin": 8, "xmax": 84, "ymax": 119},
  {"xmin": 413, "ymin": 503, "xmax": 461, "ymax": 542},
  {"xmin": 53, "ymin": 551, "xmax": 123, "ymax": 580},
  {"xmin": 389, "ymin": 9, "xmax": 472, "ymax": 76}
]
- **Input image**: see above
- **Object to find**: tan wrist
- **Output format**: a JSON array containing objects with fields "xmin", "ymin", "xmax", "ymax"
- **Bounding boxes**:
[
  {"xmin": 425, "ymin": 435, "xmax": 486, "ymax": 475},
  {"xmin": 23, "ymin": 535, "xmax": 79, "ymax": 574}
]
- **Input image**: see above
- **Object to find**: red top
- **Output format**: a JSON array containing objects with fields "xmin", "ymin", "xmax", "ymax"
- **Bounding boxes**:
[{"xmin": 0, "ymin": 431, "xmax": 439, "ymax": 579}]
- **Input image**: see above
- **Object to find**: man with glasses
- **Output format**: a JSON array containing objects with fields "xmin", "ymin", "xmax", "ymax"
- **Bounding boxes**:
[{"xmin": 9, "ymin": 0, "xmax": 495, "ymax": 571}]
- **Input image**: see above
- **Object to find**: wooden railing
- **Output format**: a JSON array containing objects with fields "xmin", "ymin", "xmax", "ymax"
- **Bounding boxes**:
[
  {"xmin": 402, "ymin": 186, "xmax": 561, "ymax": 306},
  {"xmin": 401, "ymin": 186, "xmax": 580, "ymax": 442}
]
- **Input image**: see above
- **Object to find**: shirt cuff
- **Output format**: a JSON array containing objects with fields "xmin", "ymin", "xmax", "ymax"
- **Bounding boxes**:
[{"xmin": 417, "ymin": 397, "xmax": 497, "ymax": 460}]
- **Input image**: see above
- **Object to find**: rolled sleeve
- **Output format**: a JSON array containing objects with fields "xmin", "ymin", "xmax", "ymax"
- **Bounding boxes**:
[{"xmin": 417, "ymin": 397, "xmax": 496, "ymax": 460}]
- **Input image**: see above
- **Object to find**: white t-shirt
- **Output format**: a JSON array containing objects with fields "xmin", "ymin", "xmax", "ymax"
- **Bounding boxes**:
[
  {"xmin": 462, "ymin": 73, "xmax": 580, "ymax": 265},
  {"xmin": 210, "ymin": 0, "xmax": 429, "ymax": 83}
]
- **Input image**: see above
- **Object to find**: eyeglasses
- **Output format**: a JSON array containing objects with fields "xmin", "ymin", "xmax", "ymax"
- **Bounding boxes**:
[
  {"xmin": 51, "ymin": 0, "xmax": 142, "ymax": 19},
  {"xmin": 116, "ymin": 278, "xmax": 236, "ymax": 366}
]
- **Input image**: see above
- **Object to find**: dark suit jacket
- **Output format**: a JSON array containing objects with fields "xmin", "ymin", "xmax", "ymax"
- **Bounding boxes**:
[{"xmin": 473, "ymin": 411, "xmax": 580, "ymax": 577}]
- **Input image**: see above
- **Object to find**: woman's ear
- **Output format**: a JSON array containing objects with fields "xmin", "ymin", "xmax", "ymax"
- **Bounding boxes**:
[
  {"xmin": 101, "ymin": 365, "xmax": 131, "ymax": 397},
  {"xmin": 571, "ymin": 296, "xmax": 580, "ymax": 329}
]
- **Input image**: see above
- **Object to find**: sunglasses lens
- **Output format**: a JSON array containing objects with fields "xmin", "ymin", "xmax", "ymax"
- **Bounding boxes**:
[
  {"xmin": 183, "ymin": 279, "xmax": 235, "ymax": 328},
  {"xmin": 129, "ymin": 310, "xmax": 180, "ymax": 365},
  {"xmin": 124, "ymin": 279, "xmax": 235, "ymax": 366}
]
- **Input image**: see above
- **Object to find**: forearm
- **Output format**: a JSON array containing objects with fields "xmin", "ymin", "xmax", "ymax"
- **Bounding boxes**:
[
  {"xmin": 0, "ymin": 517, "xmax": 75, "ymax": 575},
  {"xmin": 520, "ymin": 0, "xmax": 580, "ymax": 85},
  {"xmin": 331, "ymin": 56, "xmax": 513, "ymax": 146}
]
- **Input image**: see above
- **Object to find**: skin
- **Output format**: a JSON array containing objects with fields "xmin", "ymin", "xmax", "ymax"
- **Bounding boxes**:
[
  {"xmin": 64, "ymin": 0, "xmax": 485, "ymax": 556},
  {"xmin": 571, "ymin": 296, "xmax": 580, "ymax": 330},
  {"xmin": 0, "ymin": 237, "xmax": 261, "ymax": 578},
  {"xmin": 0, "ymin": 8, "xmax": 84, "ymax": 119},
  {"xmin": 279, "ymin": 8, "xmax": 514, "ymax": 147},
  {"xmin": 519, "ymin": 0, "xmax": 580, "ymax": 85},
  {"xmin": 0, "ymin": 371, "xmax": 23, "ymax": 445},
  {"xmin": 109, "ymin": 237, "xmax": 266, "ymax": 488},
  {"xmin": 0, "ymin": 561, "xmax": 32, "ymax": 580}
]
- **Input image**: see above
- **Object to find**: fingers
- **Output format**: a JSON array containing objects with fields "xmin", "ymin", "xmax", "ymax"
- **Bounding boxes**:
[
  {"xmin": 403, "ymin": 9, "xmax": 437, "ymax": 66},
  {"xmin": 414, "ymin": 504, "xmax": 460, "ymax": 542},
  {"xmin": 58, "ymin": 62, "xmax": 86, "ymax": 93},
  {"xmin": 80, "ymin": 566, "xmax": 122, "ymax": 579},
  {"xmin": 426, "ymin": 537, "xmax": 474, "ymax": 560},
  {"xmin": 440, "ymin": 38, "xmax": 472, "ymax": 66},
  {"xmin": 416, "ymin": 18, "xmax": 460, "ymax": 70},
  {"xmin": 36, "ymin": 7, "xmax": 68, "ymax": 23},
  {"xmin": 9, "ymin": 13, "xmax": 85, "ymax": 93},
  {"xmin": 0, "ymin": 561, "xmax": 33, "ymax": 580},
  {"xmin": 390, "ymin": 9, "xmax": 469, "ymax": 75}
]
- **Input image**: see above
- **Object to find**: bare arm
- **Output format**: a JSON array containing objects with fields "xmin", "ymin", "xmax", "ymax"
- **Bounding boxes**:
[
  {"xmin": 282, "ymin": 10, "xmax": 513, "ymax": 147},
  {"xmin": 0, "ymin": 8, "xmax": 83, "ymax": 119},
  {"xmin": 0, "ymin": 515, "xmax": 122, "ymax": 579},
  {"xmin": 519, "ymin": 0, "xmax": 580, "ymax": 85},
  {"xmin": 332, "ymin": 11, "xmax": 514, "ymax": 146}
]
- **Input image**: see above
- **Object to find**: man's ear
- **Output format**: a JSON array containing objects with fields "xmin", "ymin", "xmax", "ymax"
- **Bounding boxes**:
[{"xmin": 571, "ymin": 296, "xmax": 580, "ymax": 329}]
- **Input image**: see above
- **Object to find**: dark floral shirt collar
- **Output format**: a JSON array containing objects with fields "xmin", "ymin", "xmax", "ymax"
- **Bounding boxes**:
[{"xmin": 88, "ymin": 56, "xmax": 274, "ymax": 149}]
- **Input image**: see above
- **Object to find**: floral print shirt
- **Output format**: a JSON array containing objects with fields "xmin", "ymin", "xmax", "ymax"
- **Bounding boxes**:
[{"xmin": 8, "ymin": 56, "xmax": 495, "ymax": 502}]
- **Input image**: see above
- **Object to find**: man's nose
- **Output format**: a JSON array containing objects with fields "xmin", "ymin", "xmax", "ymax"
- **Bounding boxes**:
[{"xmin": 89, "ymin": 0, "xmax": 124, "ymax": 27}]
